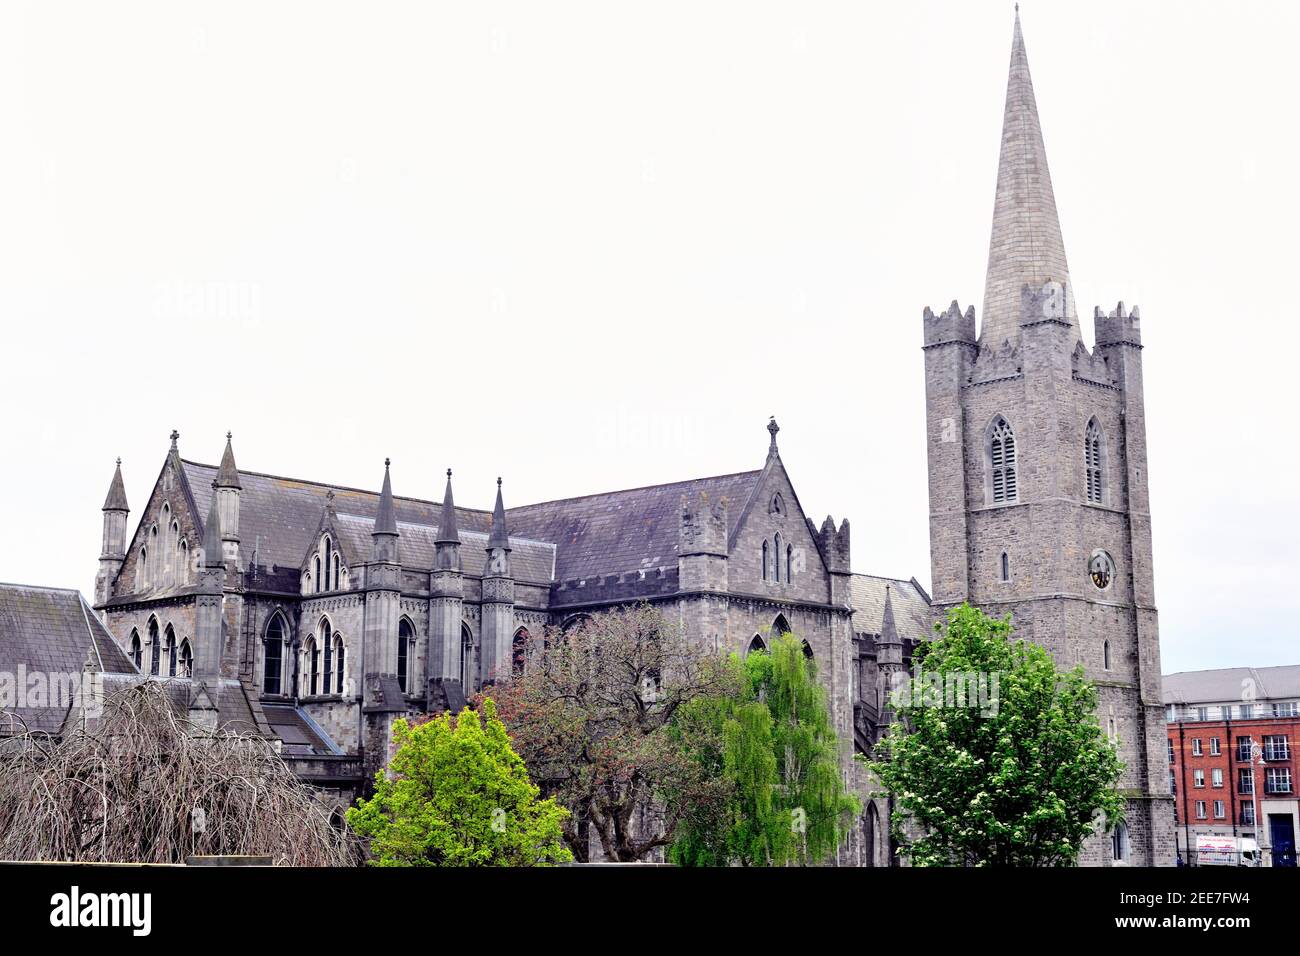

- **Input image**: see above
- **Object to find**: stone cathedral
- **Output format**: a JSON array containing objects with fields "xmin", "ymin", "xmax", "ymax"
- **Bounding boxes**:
[{"xmin": 90, "ymin": 13, "xmax": 1173, "ymax": 866}]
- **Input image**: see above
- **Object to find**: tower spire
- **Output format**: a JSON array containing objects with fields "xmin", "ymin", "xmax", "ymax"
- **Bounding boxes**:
[
  {"xmin": 202, "ymin": 484, "xmax": 224, "ymax": 568},
  {"xmin": 980, "ymin": 7, "xmax": 1078, "ymax": 346},
  {"xmin": 487, "ymin": 477, "xmax": 510, "ymax": 551},
  {"xmin": 102, "ymin": 458, "xmax": 129, "ymax": 512},
  {"xmin": 374, "ymin": 458, "xmax": 398, "ymax": 537},
  {"xmin": 215, "ymin": 432, "xmax": 241, "ymax": 489},
  {"xmin": 435, "ymin": 469, "xmax": 460, "ymax": 544}
]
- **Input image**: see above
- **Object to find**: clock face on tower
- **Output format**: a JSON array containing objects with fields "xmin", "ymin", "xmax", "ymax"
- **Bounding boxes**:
[{"xmin": 1089, "ymin": 550, "xmax": 1115, "ymax": 591}]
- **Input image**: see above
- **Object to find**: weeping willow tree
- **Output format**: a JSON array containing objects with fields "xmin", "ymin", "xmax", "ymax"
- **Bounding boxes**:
[
  {"xmin": 670, "ymin": 633, "xmax": 859, "ymax": 866},
  {"xmin": 0, "ymin": 682, "xmax": 356, "ymax": 866}
]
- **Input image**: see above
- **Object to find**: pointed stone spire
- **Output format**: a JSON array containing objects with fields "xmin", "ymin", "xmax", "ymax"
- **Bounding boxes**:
[
  {"xmin": 980, "ymin": 7, "xmax": 1078, "ymax": 346},
  {"xmin": 880, "ymin": 585, "xmax": 900, "ymax": 646},
  {"xmin": 102, "ymin": 459, "xmax": 129, "ymax": 512},
  {"xmin": 435, "ymin": 469, "xmax": 460, "ymax": 544},
  {"xmin": 202, "ymin": 484, "xmax": 224, "ymax": 568},
  {"xmin": 374, "ymin": 459, "xmax": 398, "ymax": 537},
  {"xmin": 215, "ymin": 432, "xmax": 241, "ymax": 489},
  {"xmin": 487, "ymin": 478, "xmax": 510, "ymax": 551}
]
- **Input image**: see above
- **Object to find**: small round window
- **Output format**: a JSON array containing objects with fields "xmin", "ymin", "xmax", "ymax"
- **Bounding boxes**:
[{"xmin": 1089, "ymin": 550, "xmax": 1115, "ymax": 591}]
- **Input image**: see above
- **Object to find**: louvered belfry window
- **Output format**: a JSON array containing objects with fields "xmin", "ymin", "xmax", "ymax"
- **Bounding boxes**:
[
  {"xmin": 990, "ymin": 417, "xmax": 1017, "ymax": 503},
  {"xmin": 1085, "ymin": 420, "xmax": 1104, "ymax": 503}
]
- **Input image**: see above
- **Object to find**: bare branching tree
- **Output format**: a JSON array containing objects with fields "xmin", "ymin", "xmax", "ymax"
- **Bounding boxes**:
[
  {"xmin": 488, "ymin": 604, "xmax": 732, "ymax": 862},
  {"xmin": 0, "ymin": 682, "xmax": 356, "ymax": 866}
]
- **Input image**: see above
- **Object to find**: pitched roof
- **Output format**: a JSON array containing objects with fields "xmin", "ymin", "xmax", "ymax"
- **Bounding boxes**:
[
  {"xmin": 0, "ymin": 583, "xmax": 138, "ymax": 734},
  {"xmin": 849, "ymin": 574, "xmax": 931, "ymax": 642},
  {"xmin": 1163, "ymin": 666, "xmax": 1300, "ymax": 706},
  {"xmin": 103, "ymin": 459, "xmax": 129, "ymax": 512},
  {"xmin": 980, "ymin": 9, "xmax": 1079, "ymax": 346},
  {"xmin": 182, "ymin": 459, "xmax": 762, "ymax": 585},
  {"xmin": 506, "ymin": 470, "xmax": 762, "ymax": 582}
]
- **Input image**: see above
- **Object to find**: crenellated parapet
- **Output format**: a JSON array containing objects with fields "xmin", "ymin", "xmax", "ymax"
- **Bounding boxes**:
[{"xmin": 922, "ymin": 300, "xmax": 977, "ymax": 350}]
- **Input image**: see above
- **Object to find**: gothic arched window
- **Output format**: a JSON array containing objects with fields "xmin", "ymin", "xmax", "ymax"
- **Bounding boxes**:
[
  {"xmin": 773, "ymin": 534, "xmax": 782, "ymax": 583},
  {"xmin": 321, "ymin": 619, "xmax": 333, "ymax": 694},
  {"xmin": 333, "ymin": 634, "xmax": 345, "ymax": 694},
  {"xmin": 313, "ymin": 557, "xmax": 322, "ymax": 594},
  {"xmin": 129, "ymin": 629, "xmax": 142, "ymax": 670},
  {"xmin": 989, "ymin": 416, "xmax": 1018, "ymax": 504},
  {"xmin": 148, "ymin": 618, "xmax": 161, "ymax": 676},
  {"xmin": 179, "ymin": 639, "xmax": 192, "ymax": 678},
  {"xmin": 1103, "ymin": 640, "xmax": 1112, "ymax": 671},
  {"xmin": 1085, "ymin": 418, "xmax": 1105, "ymax": 504},
  {"xmin": 1112, "ymin": 821, "xmax": 1129, "ymax": 862},
  {"xmin": 1000, "ymin": 551, "xmax": 1010, "ymax": 582},
  {"xmin": 264, "ymin": 614, "xmax": 286, "ymax": 695},
  {"xmin": 801, "ymin": 639, "xmax": 814, "ymax": 661},
  {"xmin": 786, "ymin": 544, "xmax": 794, "ymax": 582},
  {"xmin": 461, "ymin": 624, "xmax": 476, "ymax": 690},
  {"xmin": 512, "ymin": 627, "xmax": 530, "ymax": 677},
  {"xmin": 773, "ymin": 614, "xmax": 791, "ymax": 637},
  {"xmin": 762, "ymin": 541, "xmax": 769, "ymax": 581},
  {"xmin": 304, "ymin": 637, "xmax": 319, "ymax": 696},
  {"xmin": 748, "ymin": 634, "xmax": 767, "ymax": 655},
  {"xmin": 398, "ymin": 619, "xmax": 413, "ymax": 693},
  {"xmin": 332, "ymin": 554, "xmax": 341, "ymax": 591},
  {"xmin": 164, "ymin": 624, "xmax": 177, "ymax": 676}
]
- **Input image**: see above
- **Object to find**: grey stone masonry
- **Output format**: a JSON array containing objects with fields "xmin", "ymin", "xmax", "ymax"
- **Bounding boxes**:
[{"xmin": 922, "ymin": 11, "xmax": 1175, "ymax": 866}]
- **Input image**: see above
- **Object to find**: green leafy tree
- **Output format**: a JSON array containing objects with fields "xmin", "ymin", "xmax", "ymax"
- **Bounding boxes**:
[
  {"xmin": 867, "ymin": 603, "xmax": 1125, "ymax": 867},
  {"xmin": 346, "ymin": 698, "xmax": 571, "ymax": 866},
  {"xmin": 671, "ymin": 634, "xmax": 859, "ymax": 866}
]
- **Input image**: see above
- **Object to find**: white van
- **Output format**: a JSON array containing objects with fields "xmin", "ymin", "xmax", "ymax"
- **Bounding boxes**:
[{"xmin": 1195, "ymin": 835, "xmax": 1260, "ymax": 866}]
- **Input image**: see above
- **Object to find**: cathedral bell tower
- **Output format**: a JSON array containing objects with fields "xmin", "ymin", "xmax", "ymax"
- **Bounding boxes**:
[{"xmin": 921, "ymin": 9, "xmax": 1174, "ymax": 866}]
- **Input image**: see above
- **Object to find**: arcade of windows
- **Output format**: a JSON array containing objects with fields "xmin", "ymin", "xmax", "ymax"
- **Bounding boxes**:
[
  {"xmin": 761, "ymin": 534, "xmax": 795, "ymax": 584},
  {"xmin": 127, "ymin": 617, "xmax": 192, "ymax": 678},
  {"xmin": 136, "ymin": 502, "xmax": 196, "ymax": 591},
  {"xmin": 301, "ymin": 617, "xmax": 347, "ymax": 697},
  {"xmin": 303, "ymin": 534, "xmax": 348, "ymax": 595}
]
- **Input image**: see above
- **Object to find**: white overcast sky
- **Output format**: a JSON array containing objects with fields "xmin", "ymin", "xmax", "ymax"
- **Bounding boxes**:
[{"xmin": 1, "ymin": 1, "xmax": 1296, "ymax": 673}]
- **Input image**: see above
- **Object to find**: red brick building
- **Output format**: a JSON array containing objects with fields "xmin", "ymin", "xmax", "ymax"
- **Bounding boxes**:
[{"xmin": 1165, "ymin": 666, "xmax": 1299, "ymax": 866}]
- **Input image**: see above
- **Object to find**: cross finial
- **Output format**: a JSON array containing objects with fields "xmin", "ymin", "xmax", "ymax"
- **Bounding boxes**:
[
  {"xmin": 497, "ymin": 476, "xmax": 502, "ymax": 488},
  {"xmin": 116, "ymin": 457, "xmax": 121, "ymax": 466},
  {"xmin": 170, "ymin": 429, "xmax": 179, "ymax": 450},
  {"xmin": 385, "ymin": 457, "xmax": 391, "ymax": 468},
  {"xmin": 226, "ymin": 430, "xmax": 232, "ymax": 442},
  {"xmin": 447, "ymin": 468, "xmax": 453, "ymax": 480},
  {"xmin": 767, "ymin": 416, "xmax": 780, "ymax": 453}
]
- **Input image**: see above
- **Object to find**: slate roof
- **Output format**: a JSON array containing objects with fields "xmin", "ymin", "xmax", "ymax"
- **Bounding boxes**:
[
  {"xmin": 507, "ymin": 471, "xmax": 762, "ymax": 582},
  {"xmin": 0, "ymin": 584, "xmax": 139, "ymax": 734},
  {"xmin": 261, "ymin": 703, "xmax": 343, "ymax": 756},
  {"xmin": 849, "ymin": 574, "xmax": 932, "ymax": 642},
  {"xmin": 1163, "ymin": 666, "xmax": 1300, "ymax": 706},
  {"xmin": 182, "ymin": 460, "xmax": 761, "ymax": 587}
]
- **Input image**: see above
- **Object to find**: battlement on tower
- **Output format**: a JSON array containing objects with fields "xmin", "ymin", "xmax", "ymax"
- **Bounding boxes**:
[
  {"xmin": 922, "ymin": 300, "xmax": 977, "ymax": 349},
  {"xmin": 1094, "ymin": 301, "xmax": 1142, "ymax": 348},
  {"xmin": 810, "ymin": 515, "xmax": 850, "ymax": 574}
]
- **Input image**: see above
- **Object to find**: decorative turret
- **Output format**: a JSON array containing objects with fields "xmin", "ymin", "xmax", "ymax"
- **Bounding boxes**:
[
  {"xmin": 371, "ymin": 458, "xmax": 399, "ymax": 563},
  {"xmin": 214, "ymin": 432, "xmax": 242, "ymax": 568},
  {"xmin": 480, "ymin": 478, "xmax": 516, "ymax": 685},
  {"xmin": 191, "ymin": 485, "xmax": 226, "ymax": 729},
  {"xmin": 95, "ymin": 459, "xmax": 130, "ymax": 612},
  {"xmin": 430, "ymin": 469, "xmax": 467, "ymax": 704},
  {"xmin": 876, "ymin": 586, "xmax": 905, "ymax": 724}
]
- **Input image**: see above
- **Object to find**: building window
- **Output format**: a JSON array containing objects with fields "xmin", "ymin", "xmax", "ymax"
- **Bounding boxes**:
[
  {"xmin": 1193, "ymin": 769, "xmax": 1205, "ymax": 788},
  {"xmin": 1000, "ymin": 552, "xmax": 1010, "ymax": 582},
  {"xmin": 263, "ymin": 614, "xmax": 286, "ymax": 695},
  {"xmin": 164, "ymin": 625, "xmax": 177, "ymax": 676},
  {"xmin": 762, "ymin": 541, "xmax": 769, "ymax": 581},
  {"xmin": 1103, "ymin": 640, "xmax": 1111, "ymax": 670},
  {"xmin": 1195, "ymin": 801, "xmax": 1207, "ymax": 820},
  {"xmin": 1210, "ymin": 737, "xmax": 1221, "ymax": 756},
  {"xmin": 1263, "ymin": 735, "xmax": 1290, "ymax": 762},
  {"xmin": 304, "ymin": 637, "xmax": 319, "ymax": 696},
  {"xmin": 1213, "ymin": 800, "xmax": 1226, "ymax": 819},
  {"xmin": 773, "ymin": 534, "xmax": 782, "ymax": 583},
  {"xmin": 769, "ymin": 494, "xmax": 784, "ymax": 516},
  {"xmin": 333, "ymin": 634, "xmax": 345, "ymax": 694},
  {"xmin": 801, "ymin": 639, "xmax": 814, "ymax": 661},
  {"xmin": 313, "ymin": 556, "xmax": 321, "ymax": 593},
  {"xmin": 148, "ymin": 619, "xmax": 161, "ymax": 676},
  {"xmin": 1241, "ymin": 803, "xmax": 1256, "ymax": 826},
  {"xmin": 1212, "ymin": 768, "xmax": 1223, "ymax": 788},
  {"xmin": 179, "ymin": 639, "xmax": 192, "ymax": 678},
  {"xmin": 989, "ymin": 416, "xmax": 1018, "ymax": 503},
  {"xmin": 1111, "ymin": 822, "xmax": 1128, "ymax": 862},
  {"xmin": 1085, "ymin": 418, "xmax": 1105, "ymax": 503},
  {"xmin": 398, "ymin": 619, "xmax": 412, "ymax": 693},
  {"xmin": 512, "ymin": 627, "xmax": 530, "ymax": 677},
  {"xmin": 1237, "ymin": 737, "xmax": 1254, "ymax": 761},
  {"xmin": 1169, "ymin": 768, "xmax": 1177, "ymax": 794},
  {"xmin": 1273, "ymin": 702, "xmax": 1299, "ymax": 718},
  {"xmin": 748, "ymin": 634, "xmax": 767, "ymax": 655},
  {"xmin": 1192, "ymin": 738, "xmax": 1202, "ymax": 756},
  {"xmin": 321, "ymin": 620, "xmax": 333, "ymax": 694},
  {"xmin": 461, "ymin": 624, "xmax": 476, "ymax": 690},
  {"xmin": 129, "ymin": 630, "xmax": 142, "ymax": 670},
  {"xmin": 1239, "ymin": 768, "xmax": 1254, "ymax": 794},
  {"xmin": 1266, "ymin": 768, "xmax": 1292, "ymax": 795},
  {"xmin": 786, "ymin": 543, "xmax": 794, "ymax": 582},
  {"xmin": 1240, "ymin": 704, "xmax": 1254, "ymax": 719},
  {"xmin": 1167, "ymin": 739, "xmax": 1175, "ymax": 764}
]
